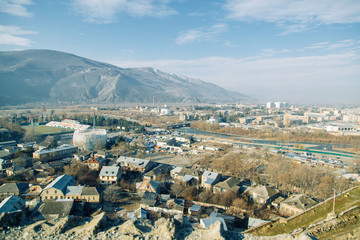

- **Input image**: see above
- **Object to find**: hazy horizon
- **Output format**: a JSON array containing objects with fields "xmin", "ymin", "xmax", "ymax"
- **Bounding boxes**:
[{"xmin": 1, "ymin": 0, "xmax": 359, "ymax": 104}]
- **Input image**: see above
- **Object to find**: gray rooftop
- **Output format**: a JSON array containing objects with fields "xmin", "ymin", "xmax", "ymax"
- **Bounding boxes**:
[
  {"xmin": 0, "ymin": 195, "xmax": 25, "ymax": 214},
  {"xmin": 202, "ymin": 171, "xmax": 220, "ymax": 179},
  {"xmin": 43, "ymin": 174, "xmax": 76, "ymax": 193},
  {"xmin": 99, "ymin": 166, "xmax": 120, "ymax": 177},
  {"xmin": 38, "ymin": 200, "xmax": 74, "ymax": 219},
  {"xmin": 117, "ymin": 156, "xmax": 150, "ymax": 167},
  {"xmin": 34, "ymin": 144, "xmax": 77, "ymax": 155},
  {"xmin": 81, "ymin": 187, "xmax": 99, "ymax": 196},
  {"xmin": 66, "ymin": 186, "xmax": 84, "ymax": 196},
  {"xmin": 0, "ymin": 182, "xmax": 29, "ymax": 195},
  {"xmin": 200, "ymin": 217, "xmax": 228, "ymax": 231}
]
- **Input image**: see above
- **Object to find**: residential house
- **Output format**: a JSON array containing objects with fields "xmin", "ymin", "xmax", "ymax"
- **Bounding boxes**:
[
  {"xmin": 280, "ymin": 194, "xmax": 317, "ymax": 216},
  {"xmin": 117, "ymin": 156, "xmax": 154, "ymax": 173},
  {"xmin": 27, "ymin": 185, "xmax": 42, "ymax": 197},
  {"xmin": 245, "ymin": 185, "xmax": 279, "ymax": 205},
  {"xmin": 38, "ymin": 199, "xmax": 75, "ymax": 220},
  {"xmin": 0, "ymin": 195, "xmax": 25, "ymax": 215},
  {"xmin": 127, "ymin": 207, "xmax": 147, "ymax": 220},
  {"xmin": 0, "ymin": 158, "xmax": 11, "ymax": 170},
  {"xmin": 200, "ymin": 217, "xmax": 228, "ymax": 231},
  {"xmin": 210, "ymin": 211, "xmax": 236, "ymax": 230},
  {"xmin": 33, "ymin": 162, "xmax": 51, "ymax": 173},
  {"xmin": 0, "ymin": 183, "xmax": 29, "ymax": 198},
  {"xmin": 99, "ymin": 166, "xmax": 122, "ymax": 185},
  {"xmin": 170, "ymin": 167, "xmax": 183, "ymax": 179},
  {"xmin": 171, "ymin": 167, "xmax": 201, "ymax": 183},
  {"xmin": 136, "ymin": 180, "xmax": 163, "ymax": 196},
  {"xmin": 188, "ymin": 204, "xmax": 202, "ymax": 217},
  {"xmin": 65, "ymin": 186, "xmax": 83, "ymax": 201},
  {"xmin": 94, "ymin": 151, "xmax": 110, "ymax": 159},
  {"xmin": 201, "ymin": 171, "xmax": 222, "ymax": 190},
  {"xmin": 165, "ymin": 198, "xmax": 185, "ymax": 215},
  {"xmin": 213, "ymin": 177, "xmax": 243, "ymax": 194},
  {"xmin": 40, "ymin": 175, "xmax": 76, "ymax": 201},
  {"xmin": 143, "ymin": 164, "xmax": 172, "ymax": 181},
  {"xmin": 6, "ymin": 165, "xmax": 27, "ymax": 176},
  {"xmin": 85, "ymin": 157, "xmax": 102, "ymax": 170},
  {"xmin": 140, "ymin": 191, "xmax": 159, "ymax": 208},
  {"xmin": 81, "ymin": 187, "xmax": 101, "ymax": 203},
  {"xmin": 73, "ymin": 150, "xmax": 92, "ymax": 161},
  {"xmin": 12, "ymin": 156, "xmax": 32, "ymax": 168}
]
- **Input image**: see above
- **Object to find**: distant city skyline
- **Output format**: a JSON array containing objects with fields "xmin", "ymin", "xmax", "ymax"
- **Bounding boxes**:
[{"xmin": 1, "ymin": 0, "xmax": 359, "ymax": 104}]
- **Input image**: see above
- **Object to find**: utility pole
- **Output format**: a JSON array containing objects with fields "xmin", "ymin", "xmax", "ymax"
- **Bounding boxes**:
[{"xmin": 332, "ymin": 188, "xmax": 336, "ymax": 214}]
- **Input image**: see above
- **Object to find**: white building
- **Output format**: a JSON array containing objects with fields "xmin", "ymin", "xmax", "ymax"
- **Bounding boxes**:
[
  {"xmin": 99, "ymin": 166, "xmax": 122, "ymax": 185},
  {"xmin": 266, "ymin": 102, "xmax": 275, "ymax": 109}
]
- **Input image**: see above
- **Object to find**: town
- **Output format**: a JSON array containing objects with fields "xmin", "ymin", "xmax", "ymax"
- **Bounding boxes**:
[{"xmin": 0, "ymin": 102, "xmax": 359, "ymax": 239}]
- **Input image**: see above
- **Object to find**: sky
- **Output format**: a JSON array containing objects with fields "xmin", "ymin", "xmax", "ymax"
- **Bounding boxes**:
[{"xmin": 1, "ymin": 0, "xmax": 360, "ymax": 104}]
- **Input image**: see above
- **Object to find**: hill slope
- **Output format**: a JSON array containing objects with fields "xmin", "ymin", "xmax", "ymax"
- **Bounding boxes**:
[{"xmin": 0, "ymin": 49, "xmax": 247, "ymax": 106}]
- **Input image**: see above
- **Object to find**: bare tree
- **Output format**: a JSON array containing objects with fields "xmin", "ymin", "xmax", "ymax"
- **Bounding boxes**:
[
  {"xmin": 171, "ymin": 182, "xmax": 186, "ymax": 198},
  {"xmin": 103, "ymin": 185, "xmax": 122, "ymax": 202}
]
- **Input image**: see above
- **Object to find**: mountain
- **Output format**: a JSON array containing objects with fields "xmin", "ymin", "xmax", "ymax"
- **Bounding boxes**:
[{"xmin": 0, "ymin": 49, "xmax": 248, "ymax": 106}]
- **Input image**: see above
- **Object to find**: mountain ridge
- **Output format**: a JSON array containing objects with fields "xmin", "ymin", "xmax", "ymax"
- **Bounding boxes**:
[{"xmin": 0, "ymin": 49, "xmax": 248, "ymax": 106}]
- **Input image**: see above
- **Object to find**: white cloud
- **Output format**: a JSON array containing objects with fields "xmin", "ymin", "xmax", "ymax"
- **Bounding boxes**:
[
  {"xmin": 0, "ymin": 25, "xmax": 36, "ymax": 46},
  {"xmin": 109, "ymin": 45, "xmax": 360, "ymax": 103},
  {"xmin": 71, "ymin": 0, "xmax": 177, "ymax": 23},
  {"xmin": 175, "ymin": 23, "xmax": 228, "ymax": 45},
  {"xmin": 304, "ymin": 39, "xmax": 358, "ymax": 51},
  {"xmin": 224, "ymin": 0, "xmax": 360, "ymax": 33},
  {"xmin": 0, "ymin": 0, "xmax": 33, "ymax": 17}
]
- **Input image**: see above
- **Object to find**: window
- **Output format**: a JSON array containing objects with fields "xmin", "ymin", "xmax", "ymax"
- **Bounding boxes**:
[{"xmin": 54, "ymin": 190, "xmax": 57, "ymax": 194}]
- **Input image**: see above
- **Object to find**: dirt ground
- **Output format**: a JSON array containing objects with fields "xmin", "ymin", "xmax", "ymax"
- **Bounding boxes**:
[{"xmin": 145, "ymin": 153, "xmax": 203, "ymax": 167}]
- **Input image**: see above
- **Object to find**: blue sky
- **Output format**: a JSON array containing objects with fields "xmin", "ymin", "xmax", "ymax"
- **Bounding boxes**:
[{"xmin": 1, "ymin": 0, "xmax": 360, "ymax": 104}]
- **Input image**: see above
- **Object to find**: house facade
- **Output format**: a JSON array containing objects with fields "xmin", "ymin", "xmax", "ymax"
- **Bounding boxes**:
[
  {"xmin": 201, "ymin": 171, "xmax": 222, "ymax": 189},
  {"xmin": 245, "ymin": 185, "xmax": 279, "ymax": 205},
  {"xmin": 40, "ymin": 175, "xmax": 76, "ymax": 201},
  {"xmin": 117, "ymin": 156, "xmax": 154, "ymax": 173},
  {"xmin": 280, "ymin": 194, "xmax": 317, "ymax": 216},
  {"xmin": 99, "ymin": 166, "xmax": 122, "ymax": 185}
]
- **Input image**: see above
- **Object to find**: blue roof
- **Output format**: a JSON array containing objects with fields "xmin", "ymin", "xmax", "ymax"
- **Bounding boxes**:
[
  {"xmin": 66, "ymin": 186, "xmax": 84, "ymax": 195},
  {"xmin": 190, "ymin": 205, "xmax": 201, "ymax": 212},
  {"xmin": 182, "ymin": 175, "xmax": 195, "ymax": 182},
  {"xmin": 201, "ymin": 217, "xmax": 228, "ymax": 231},
  {"xmin": 0, "ymin": 195, "xmax": 25, "ymax": 214},
  {"xmin": 44, "ymin": 175, "xmax": 75, "ymax": 193},
  {"xmin": 205, "ymin": 178, "xmax": 216, "ymax": 185}
]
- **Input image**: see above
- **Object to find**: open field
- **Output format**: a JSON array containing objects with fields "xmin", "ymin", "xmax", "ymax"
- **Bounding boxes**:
[
  {"xmin": 248, "ymin": 186, "xmax": 360, "ymax": 236},
  {"xmin": 23, "ymin": 125, "xmax": 74, "ymax": 135},
  {"xmin": 145, "ymin": 153, "xmax": 202, "ymax": 167}
]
